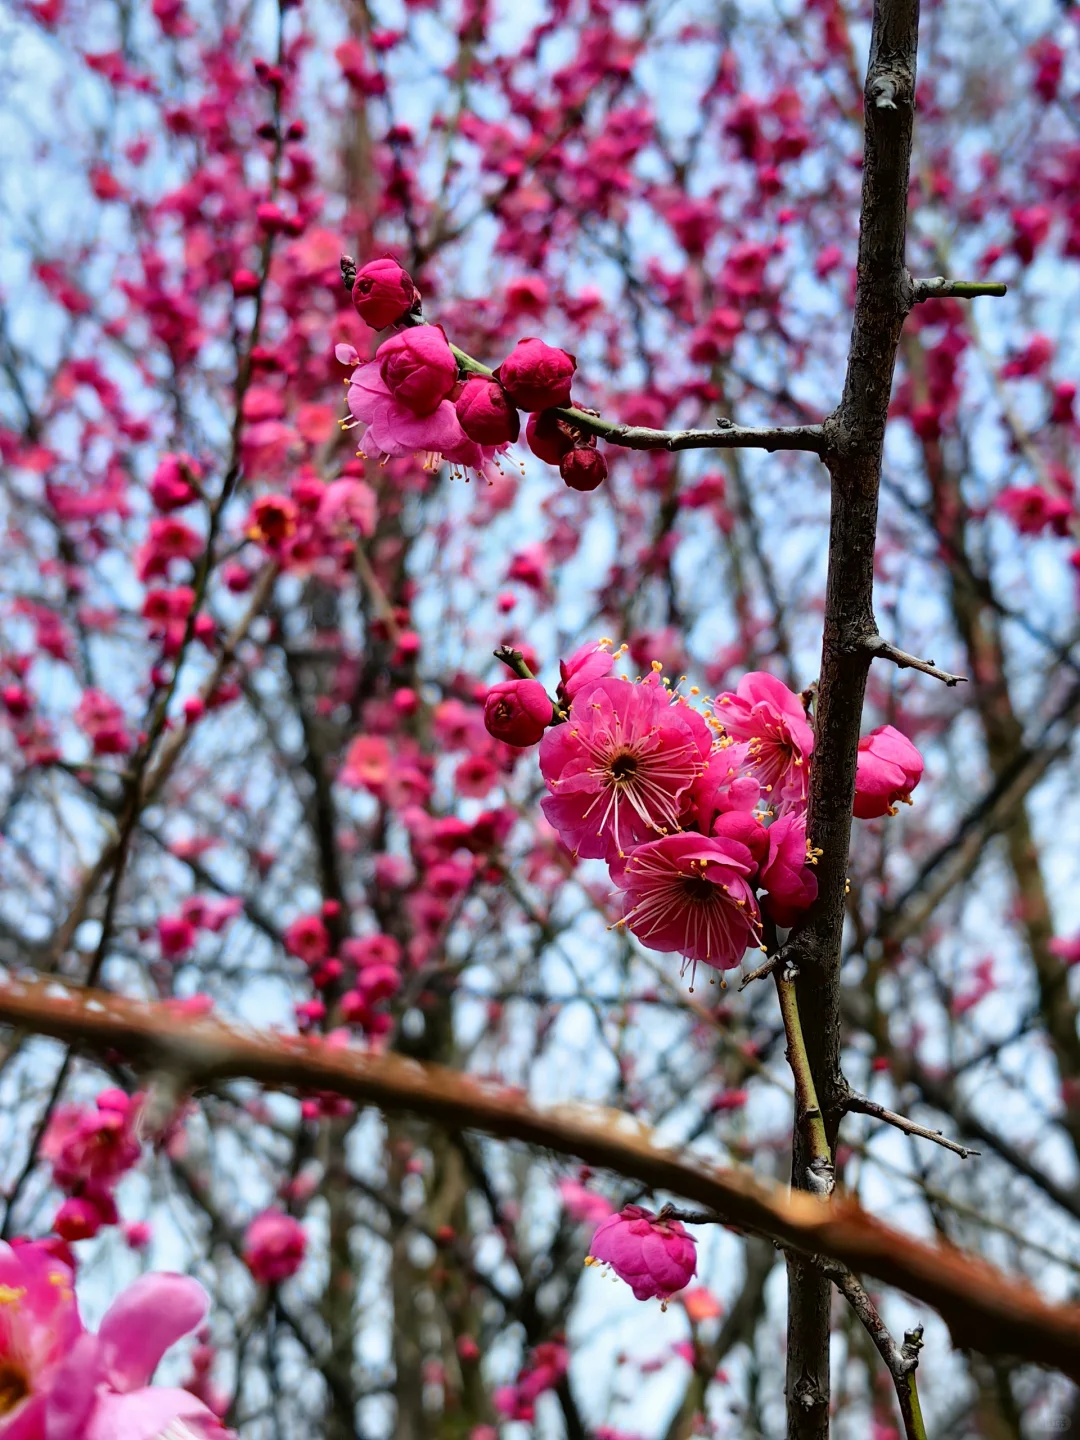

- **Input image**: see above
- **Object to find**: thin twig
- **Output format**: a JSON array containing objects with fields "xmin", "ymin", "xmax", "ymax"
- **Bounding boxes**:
[
  {"xmin": 821, "ymin": 1260, "xmax": 928, "ymax": 1440},
  {"xmin": 739, "ymin": 941, "xmax": 792, "ymax": 991},
  {"xmin": 864, "ymin": 634, "xmax": 967, "ymax": 687},
  {"xmin": 845, "ymin": 1087, "xmax": 979, "ymax": 1159},
  {"xmin": 910, "ymin": 276, "xmax": 1007, "ymax": 303}
]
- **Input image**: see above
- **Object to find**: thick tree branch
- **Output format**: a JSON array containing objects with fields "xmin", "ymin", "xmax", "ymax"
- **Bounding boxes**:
[
  {"xmin": 3, "ymin": 977, "xmax": 1080, "ymax": 1379},
  {"xmin": 790, "ymin": 3, "xmax": 923, "ymax": 1433}
]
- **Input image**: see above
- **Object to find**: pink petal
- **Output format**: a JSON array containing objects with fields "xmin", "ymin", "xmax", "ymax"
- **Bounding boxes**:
[
  {"xmin": 334, "ymin": 342, "xmax": 359, "ymax": 366},
  {"xmin": 42, "ymin": 1332, "xmax": 100, "ymax": 1439},
  {"xmin": 85, "ymin": 1387, "xmax": 223, "ymax": 1440},
  {"xmin": 97, "ymin": 1274, "xmax": 209, "ymax": 1392}
]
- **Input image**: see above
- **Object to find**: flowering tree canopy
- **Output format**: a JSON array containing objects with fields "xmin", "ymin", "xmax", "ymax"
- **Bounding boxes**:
[{"xmin": 0, "ymin": 0, "xmax": 1079, "ymax": 1436}]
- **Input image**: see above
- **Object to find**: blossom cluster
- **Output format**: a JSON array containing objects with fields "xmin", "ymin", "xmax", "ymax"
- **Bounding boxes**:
[
  {"xmin": 341, "ymin": 256, "xmax": 607, "ymax": 490},
  {"xmin": 486, "ymin": 649, "xmax": 924, "ymax": 976}
]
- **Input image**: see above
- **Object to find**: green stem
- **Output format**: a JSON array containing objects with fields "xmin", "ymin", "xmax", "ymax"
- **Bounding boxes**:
[
  {"xmin": 901, "ymin": 1370, "xmax": 928, "ymax": 1440},
  {"xmin": 774, "ymin": 968, "xmax": 833, "ymax": 1191}
]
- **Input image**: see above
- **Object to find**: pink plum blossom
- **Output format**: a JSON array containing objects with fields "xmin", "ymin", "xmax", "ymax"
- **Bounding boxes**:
[
  {"xmin": 347, "ymin": 360, "xmax": 484, "ymax": 472},
  {"xmin": 0, "ymin": 1240, "xmax": 81, "ymax": 1433},
  {"xmin": 614, "ymin": 833, "xmax": 761, "ymax": 970},
  {"xmin": 539, "ymin": 678, "xmax": 712, "ymax": 860},
  {"xmin": 43, "ymin": 1272, "xmax": 230, "ymax": 1439},
  {"xmin": 587, "ymin": 1205, "xmax": 697, "ymax": 1301},
  {"xmin": 853, "ymin": 725, "xmax": 924, "ymax": 819},
  {"xmin": 757, "ymin": 812, "xmax": 818, "ymax": 926},
  {"xmin": 557, "ymin": 641, "xmax": 615, "ymax": 703},
  {"xmin": 557, "ymin": 1179, "xmax": 614, "ymax": 1226},
  {"xmin": 42, "ymin": 1091, "xmax": 141, "ymax": 1191},
  {"xmin": 714, "ymin": 672, "xmax": 813, "ymax": 812}
]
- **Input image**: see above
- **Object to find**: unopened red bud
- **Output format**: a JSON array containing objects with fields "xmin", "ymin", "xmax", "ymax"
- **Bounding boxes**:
[
  {"xmin": 560, "ymin": 447, "xmax": 607, "ymax": 492},
  {"xmin": 455, "ymin": 375, "xmax": 520, "ymax": 445},
  {"xmin": 496, "ymin": 337, "xmax": 576, "ymax": 411},
  {"xmin": 351, "ymin": 256, "xmax": 420, "ymax": 330},
  {"xmin": 232, "ymin": 268, "xmax": 260, "ymax": 296},
  {"xmin": 526, "ymin": 409, "xmax": 575, "ymax": 465},
  {"xmin": 484, "ymin": 679, "xmax": 553, "ymax": 747}
]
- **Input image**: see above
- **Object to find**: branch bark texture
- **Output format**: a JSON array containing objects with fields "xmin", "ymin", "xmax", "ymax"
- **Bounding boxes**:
[
  {"xmin": 3, "ymin": 977, "xmax": 1080, "ymax": 1380},
  {"xmin": 788, "ymin": 4, "xmax": 922, "ymax": 1435}
]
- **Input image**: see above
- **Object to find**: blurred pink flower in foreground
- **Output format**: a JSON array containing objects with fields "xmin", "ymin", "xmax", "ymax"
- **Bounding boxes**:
[{"xmin": 0, "ymin": 1244, "xmax": 231, "ymax": 1439}]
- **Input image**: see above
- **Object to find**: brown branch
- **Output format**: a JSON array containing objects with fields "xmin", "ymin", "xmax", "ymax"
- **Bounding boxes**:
[
  {"xmin": 3, "ymin": 977, "xmax": 1080, "ymax": 1379},
  {"xmin": 385, "ymin": 300, "xmax": 830, "ymax": 456},
  {"xmin": 864, "ymin": 633, "xmax": 968, "ymax": 687},
  {"xmin": 791, "ymin": 2, "xmax": 923, "ymax": 1432},
  {"xmin": 844, "ymin": 1087, "xmax": 979, "ymax": 1159},
  {"xmin": 823, "ymin": 1264, "xmax": 928, "ymax": 1440}
]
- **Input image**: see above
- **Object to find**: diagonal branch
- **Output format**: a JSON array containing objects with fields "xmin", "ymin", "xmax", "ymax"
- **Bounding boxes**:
[
  {"xmin": 2, "ymin": 976, "xmax": 1080, "ymax": 1380},
  {"xmin": 844, "ymin": 1087, "xmax": 978, "ymax": 1160},
  {"xmin": 863, "ymin": 633, "xmax": 967, "ymax": 686}
]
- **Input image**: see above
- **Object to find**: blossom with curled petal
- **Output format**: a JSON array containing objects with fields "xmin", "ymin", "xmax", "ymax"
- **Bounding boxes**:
[
  {"xmin": 587, "ymin": 1205, "xmax": 697, "ymax": 1302},
  {"xmin": 853, "ymin": 724, "xmax": 924, "ymax": 819}
]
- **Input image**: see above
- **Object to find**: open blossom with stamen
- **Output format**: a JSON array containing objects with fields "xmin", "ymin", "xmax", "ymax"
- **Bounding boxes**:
[
  {"xmin": 714, "ymin": 672, "xmax": 813, "ymax": 813},
  {"xmin": 587, "ymin": 1205, "xmax": 697, "ymax": 1302},
  {"xmin": 539, "ymin": 677, "xmax": 712, "ymax": 860},
  {"xmin": 614, "ymin": 833, "xmax": 760, "ymax": 969}
]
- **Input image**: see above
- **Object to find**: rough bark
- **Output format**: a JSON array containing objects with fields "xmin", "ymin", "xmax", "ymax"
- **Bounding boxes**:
[{"xmin": 788, "ymin": 4, "xmax": 922, "ymax": 1436}]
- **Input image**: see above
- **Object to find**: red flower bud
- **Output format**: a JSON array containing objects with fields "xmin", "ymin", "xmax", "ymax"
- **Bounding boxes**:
[
  {"xmin": 377, "ymin": 325, "xmax": 458, "ymax": 416},
  {"xmin": 526, "ymin": 409, "xmax": 576, "ymax": 465},
  {"xmin": 560, "ymin": 447, "xmax": 607, "ymax": 492},
  {"xmin": 455, "ymin": 376, "xmax": 520, "ymax": 445},
  {"xmin": 351, "ymin": 256, "xmax": 420, "ymax": 329},
  {"xmin": 496, "ymin": 337, "xmax": 576, "ymax": 411},
  {"xmin": 483, "ymin": 679, "xmax": 553, "ymax": 747}
]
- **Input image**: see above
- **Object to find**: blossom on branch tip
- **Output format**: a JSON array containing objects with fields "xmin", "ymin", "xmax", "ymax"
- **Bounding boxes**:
[
  {"xmin": 853, "ymin": 725, "xmax": 924, "ymax": 819},
  {"xmin": 715, "ymin": 671, "xmax": 813, "ymax": 813},
  {"xmin": 613, "ymin": 833, "xmax": 761, "ymax": 970},
  {"xmin": 483, "ymin": 679, "xmax": 553, "ymax": 747},
  {"xmin": 350, "ymin": 256, "xmax": 419, "ymax": 329},
  {"xmin": 539, "ymin": 677, "xmax": 711, "ymax": 861},
  {"xmin": 586, "ymin": 1205, "xmax": 697, "ymax": 1302}
]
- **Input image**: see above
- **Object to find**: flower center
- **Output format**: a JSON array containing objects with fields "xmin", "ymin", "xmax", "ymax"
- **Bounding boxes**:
[
  {"xmin": 608, "ymin": 750, "xmax": 639, "ymax": 782},
  {"xmin": 0, "ymin": 1365, "xmax": 28, "ymax": 1416},
  {"xmin": 679, "ymin": 874, "xmax": 716, "ymax": 903}
]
